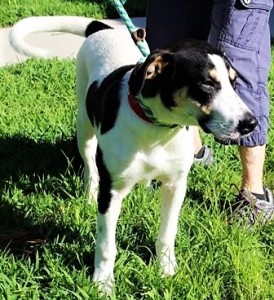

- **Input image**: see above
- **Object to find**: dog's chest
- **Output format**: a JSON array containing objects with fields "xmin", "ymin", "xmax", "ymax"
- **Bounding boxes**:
[
  {"xmin": 133, "ymin": 148, "xmax": 184, "ymax": 178},
  {"xmin": 103, "ymin": 127, "xmax": 195, "ymax": 187}
]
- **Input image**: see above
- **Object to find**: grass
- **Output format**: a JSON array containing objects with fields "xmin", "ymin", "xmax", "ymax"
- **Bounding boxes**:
[
  {"xmin": 1, "ymin": 58, "xmax": 274, "ymax": 300},
  {"xmin": 0, "ymin": 0, "xmax": 147, "ymax": 27},
  {"xmin": 1, "ymin": 1, "xmax": 274, "ymax": 299}
]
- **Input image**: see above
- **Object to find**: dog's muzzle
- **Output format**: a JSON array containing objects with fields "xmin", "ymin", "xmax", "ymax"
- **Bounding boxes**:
[
  {"xmin": 198, "ymin": 111, "xmax": 258, "ymax": 140},
  {"xmin": 198, "ymin": 116, "xmax": 211, "ymax": 134}
]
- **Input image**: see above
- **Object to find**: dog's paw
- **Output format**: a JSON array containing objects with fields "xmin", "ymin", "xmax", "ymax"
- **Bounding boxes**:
[
  {"xmin": 93, "ymin": 271, "xmax": 115, "ymax": 295},
  {"xmin": 159, "ymin": 257, "xmax": 178, "ymax": 277},
  {"xmin": 156, "ymin": 242, "xmax": 178, "ymax": 276}
]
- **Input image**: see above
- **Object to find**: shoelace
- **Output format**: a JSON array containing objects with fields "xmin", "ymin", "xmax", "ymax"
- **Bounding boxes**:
[{"xmin": 232, "ymin": 186, "xmax": 274, "ymax": 225}]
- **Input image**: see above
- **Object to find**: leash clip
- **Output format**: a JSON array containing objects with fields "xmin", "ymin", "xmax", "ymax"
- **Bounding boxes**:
[{"xmin": 131, "ymin": 28, "xmax": 146, "ymax": 43}]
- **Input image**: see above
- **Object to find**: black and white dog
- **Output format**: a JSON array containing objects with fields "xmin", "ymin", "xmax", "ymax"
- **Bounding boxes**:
[{"xmin": 10, "ymin": 16, "xmax": 257, "ymax": 293}]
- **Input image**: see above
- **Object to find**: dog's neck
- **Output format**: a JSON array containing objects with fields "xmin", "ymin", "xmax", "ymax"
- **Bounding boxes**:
[{"xmin": 128, "ymin": 93, "xmax": 182, "ymax": 129}]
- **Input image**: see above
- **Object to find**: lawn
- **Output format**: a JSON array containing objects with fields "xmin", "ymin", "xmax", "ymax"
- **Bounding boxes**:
[
  {"xmin": 1, "ymin": 1, "xmax": 274, "ymax": 299},
  {"xmin": 0, "ymin": 0, "xmax": 146, "ymax": 27}
]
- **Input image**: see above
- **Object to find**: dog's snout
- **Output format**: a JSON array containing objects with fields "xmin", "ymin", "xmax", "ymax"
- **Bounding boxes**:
[{"xmin": 237, "ymin": 112, "xmax": 258, "ymax": 136}]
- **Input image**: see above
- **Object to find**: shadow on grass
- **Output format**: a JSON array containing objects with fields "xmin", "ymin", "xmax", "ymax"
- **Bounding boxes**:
[
  {"xmin": 0, "ymin": 198, "xmax": 96, "ymax": 277},
  {"xmin": 0, "ymin": 199, "xmax": 154, "ymax": 279},
  {"xmin": 0, "ymin": 134, "xmax": 83, "ymax": 184},
  {"xmin": 186, "ymin": 185, "xmax": 233, "ymax": 214},
  {"xmin": 0, "ymin": 135, "xmax": 96, "ymax": 270},
  {"xmin": 0, "ymin": 134, "xmax": 156, "ymax": 277}
]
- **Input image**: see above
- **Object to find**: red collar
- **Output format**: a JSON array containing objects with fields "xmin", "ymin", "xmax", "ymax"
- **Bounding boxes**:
[
  {"xmin": 128, "ymin": 93, "xmax": 153, "ymax": 124},
  {"xmin": 128, "ymin": 93, "xmax": 181, "ymax": 129}
]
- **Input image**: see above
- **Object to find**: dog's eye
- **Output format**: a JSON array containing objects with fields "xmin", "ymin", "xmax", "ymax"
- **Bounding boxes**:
[{"xmin": 201, "ymin": 80, "xmax": 215, "ymax": 90}]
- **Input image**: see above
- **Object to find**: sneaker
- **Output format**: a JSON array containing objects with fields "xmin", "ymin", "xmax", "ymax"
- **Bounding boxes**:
[
  {"xmin": 231, "ymin": 187, "xmax": 274, "ymax": 225},
  {"xmin": 194, "ymin": 146, "xmax": 213, "ymax": 166}
]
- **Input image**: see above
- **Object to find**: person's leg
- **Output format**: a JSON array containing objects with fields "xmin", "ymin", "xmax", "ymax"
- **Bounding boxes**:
[
  {"xmin": 239, "ymin": 145, "xmax": 265, "ymax": 194},
  {"xmin": 208, "ymin": 1, "xmax": 273, "ymax": 204},
  {"xmin": 146, "ymin": 0, "xmax": 214, "ymax": 163},
  {"xmin": 146, "ymin": 0, "xmax": 213, "ymax": 50},
  {"xmin": 193, "ymin": 127, "xmax": 203, "ymax": 154}
]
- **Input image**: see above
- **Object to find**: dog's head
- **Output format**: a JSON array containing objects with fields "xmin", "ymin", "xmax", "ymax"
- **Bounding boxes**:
[{"xmin": 128, "ymin": 40, "xmax": 257, "ymax": 141}]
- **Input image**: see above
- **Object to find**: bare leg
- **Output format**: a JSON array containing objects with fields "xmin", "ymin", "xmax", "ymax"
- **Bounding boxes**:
[
  {"xmin": 193, "ymin": 126, "xmax": 203, "ymax": 155},
  {"xmin": 239, "ymin": 145, "xmax": 266, "ymax": 194}
]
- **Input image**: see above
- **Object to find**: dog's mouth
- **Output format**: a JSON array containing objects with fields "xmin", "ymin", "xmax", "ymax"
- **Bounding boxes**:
[
  {"xmin": 198, "ymin": 118, "xmax": 252, "ymax": 142},
  {"xmin": 198, "ymin": 119, "xmax": 211, "ymax": 134},
  {"xmin": 198, "ymin": 111, "xmax": 258, "ymax": 141}
]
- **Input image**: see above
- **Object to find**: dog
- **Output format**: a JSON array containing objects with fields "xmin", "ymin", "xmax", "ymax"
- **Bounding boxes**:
[{"xmin": 9, "ymin": 16, "xmax": 258, "ymax": 293}]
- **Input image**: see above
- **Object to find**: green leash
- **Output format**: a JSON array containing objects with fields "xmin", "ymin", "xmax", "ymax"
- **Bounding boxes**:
[
  {"xmin": 109, "ymin": 0, "xmax": 150, "ymax": 60},
  {"xmin": 110, "ymin": 1, "xmax": 174, "ymax": 127}
]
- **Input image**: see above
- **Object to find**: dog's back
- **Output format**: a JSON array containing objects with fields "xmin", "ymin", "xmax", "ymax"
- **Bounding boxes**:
[{"xmin": 78, "ymin": 21, "xmax": 142, "ymax": 86}]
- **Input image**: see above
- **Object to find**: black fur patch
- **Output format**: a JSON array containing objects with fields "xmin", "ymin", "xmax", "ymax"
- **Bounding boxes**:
[
  {"xmin": 168, "ymin": 40, "xmax": 224, "ymax": 106},
  {"xmin": 133, "ymin": 40, "xmax": 225, "ymax": 108},
  {"xmin": 86, "ymin": 64, "xmax": 135, "ymax": 134},
  {"xmin": 96, "ymin": 146, "xmax": 112, "ymax": 214},
  {"xmin": 85, "ymin": 20, "xmax": 113, "ymax": 38}
]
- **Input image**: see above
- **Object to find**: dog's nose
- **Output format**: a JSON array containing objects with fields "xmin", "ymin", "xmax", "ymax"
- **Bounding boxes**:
[{"xmin": 237, "ymin": 112, "xmax": 258, "ymax": 136}]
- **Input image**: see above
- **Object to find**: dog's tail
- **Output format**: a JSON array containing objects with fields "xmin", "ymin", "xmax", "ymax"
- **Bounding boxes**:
[{"xmin": 9, "ymin": 16, "xmax": 95, "ymax": 58}]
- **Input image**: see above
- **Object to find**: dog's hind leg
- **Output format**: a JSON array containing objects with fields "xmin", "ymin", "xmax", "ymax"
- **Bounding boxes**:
[
  {"xmin": 76, "ymin": 50, "xmax": 99, "ymax": 203},
  {"xmin": 155, "ymin": 176, "xmax": 188, "ymax": 276},
  {"xmin": 76, "ymin": 113, "xmax": 99, "ymax": 203}
]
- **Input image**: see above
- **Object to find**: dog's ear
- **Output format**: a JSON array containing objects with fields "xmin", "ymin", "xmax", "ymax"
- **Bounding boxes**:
[{"xmin": 128, "ymin": 50, "xmax": 174, "ymax": 96}]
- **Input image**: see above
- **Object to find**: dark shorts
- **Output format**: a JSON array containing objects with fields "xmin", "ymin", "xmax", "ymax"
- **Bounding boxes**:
[{"xmin": 146, "ymin": 0, "xmax": 273, "ymax": 146}]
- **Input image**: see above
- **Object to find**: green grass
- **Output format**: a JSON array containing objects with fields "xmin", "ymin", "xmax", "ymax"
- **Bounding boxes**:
[
  {"xmin": 1, "ymin": 1, "xmax": 274, "ymax": 299},
  {"xmin": 0, "ymin": 0, "xmax": 147, "ymax": 27},
  {"xmin": 1, "ymin": 57, "xmax": 274, "ymax": 300}
]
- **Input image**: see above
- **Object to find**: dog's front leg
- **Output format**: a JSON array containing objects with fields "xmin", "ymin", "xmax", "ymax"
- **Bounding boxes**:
[
  {"xmin": 155, "ymin": 176, "xmax": 188, "ymax": 276},
  {"xmin": 93, "ymin": 188, "xmax": 130, "ymax": 294}
]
